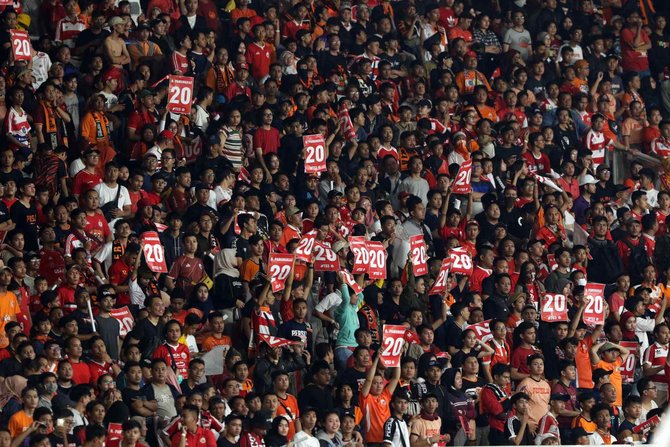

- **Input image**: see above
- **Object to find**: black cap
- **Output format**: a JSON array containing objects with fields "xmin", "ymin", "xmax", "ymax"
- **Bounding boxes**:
[
  {"xmin": 592, "ymin": 368, "xmax": 613, "ymax": 382},
  {"xmin": 511, "ymin": 392, "xmax": 530, "ymax": 404},
  {"xmin": 249, "ymin": 411, "xmax": 272, "ymax": 429},
  {"xmin": 571, "ymin": 427, "xmax": 590, "ymax": 442}
]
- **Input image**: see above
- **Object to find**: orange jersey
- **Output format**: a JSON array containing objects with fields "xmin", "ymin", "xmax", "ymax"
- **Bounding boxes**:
[{"xmin": 359, "ymin": 388, "xmax": 392, "ymax": 443}]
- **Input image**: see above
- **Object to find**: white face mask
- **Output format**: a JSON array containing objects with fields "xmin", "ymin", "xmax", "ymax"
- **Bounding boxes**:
[{"xmin": 577, "ymin": 278, "xmax": 587, "ymax": 286}]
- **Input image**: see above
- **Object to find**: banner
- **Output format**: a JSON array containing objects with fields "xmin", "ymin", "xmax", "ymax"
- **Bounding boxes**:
[
  {"xmin": 541, "ymin": 293, "xmax": 568, "ymax": 322},
  {"xmin": 313, "ymin": 241, "xmax": 340, "ymax": 271},
  {"xmin": 429, "ymin": 258, "xmax": 451, "ymax": 295},
  {"xmin": 349, "ymin": 236, "xmax": 368, "ymax": 274},
  {"xmin": 409, "ymin": 235, "xmax": 428, "ymax": 276},
  {"xmin": 294, "ymin": 230, "xmax": 317, "ymax": 263},
  {"xmin": 466, "ymin": 320, "xmax": 493, "ymax": 343},
  {"xmin": 303, "ymin": 134, "xmax": 327, "ymax": 173},
  {"xmin": 10, "ymin": 30, "xmax": 31, "ymax": 61},
  {"xmin": 449, "ymin": 247, "xmax": 473, "ymax": 276},
  {"xmin": 110, "ymin": 306, "xmax": 134, "ymax": 337},
  {"xmin": 258, "ymin": 333, "xmax": 300, "ymax": 348},
  {"xmin": 620, "ymin": 341, "xmax": 639, "ymax": 384},
  {"xmin": 338, "ymin": 103, "xmax": 356, "ymax": 140},
  {"xmin": 380, "ymin": 325, "xmax": 407, "ymax": 367},
  {"xmin": 366, "ymin": 241, "xmax": 387, "ymax": 279},
  {"xmin": 167, "ymin": 75, "xmax": 194, "ymax": 115},
  {"xmin": 452, "ymin": 159, "xmax": 473, "ymax": 194},
  {"xmin": 584, "ymin": 283, "xmax": 606, "ymax": 325},
  {"xmin": 341, "ymin": 269, "xmax": 363, "ymax": 295},
  {"xmin": 633, "ymin": 415, "xmax": 660, "ymax": 434},
  {"xmin": 268, "ymin": 253, "xmax": 295, "ymax": 292},
  {"xmin": 141, "ymin": 231, "xmax": 167, "ymax": 272}
]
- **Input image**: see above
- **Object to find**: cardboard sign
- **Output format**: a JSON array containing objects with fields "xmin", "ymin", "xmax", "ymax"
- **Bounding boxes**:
[
  {"xmin": 452, "ymin": 159, "xmax": 473, "ymax": 194},
  {"xmin": 409, "ymin": 234, "xmax": 428, "ymax": 276},
  {"xmin": 449, "ymin": 247, "xmax": 473, "ymax": 276},
  {"xmin": 620, "ymin": 341, "xmax": 639, "ymax": 384},
  {"xmin": 313, "ymin": 241, "xmax": 340, "ymax": 271},
  {"xmin": 541, "ymin": 293, "xmax": 568, "ymax": 322},
  {"xmin": 10, "ymin": 30, "xmax": 31, "ymax": 61},
  {"xmin": 294, "ymin": 230, "xmax": 317, "ymax": 263},
  {"xmin": 106, "ymin": 423, "xmax": 123, "ymax": 443},
  {"xmin": 404, "ymin": 330, "xmax": 420, "ymax": 345},
  {"xmin": 429, "ymin": 258, "xmax": 451, "ymax": 295},
  {"xmin": 380, "ymin": 325, "xmax": 407, "ymax": 367},
  {"xmin": 338, "ymin": 103, "xmax": 356, "ymax": 140},
  {"xmin": 341, "ymin": 269, "xmax": 363, "ymax": 295},
  {"xmin": 167, "ymin": 75, "xmax": 194, "ymax": 115},
  {"xmin": 258, "ymin": 333, "xmax": 300, "ymax": 348},
  {"xmin": 584, "ymin": 283, "xmax": 606, "ymax": 325},
  {"xmin": 268, "ymin": 253, "xmax": 295, "ymax": 292},
  {"xmin": 303, "ymin": 134, "xmax": 327, "ymax": 173},
  {"xmin": 141, "ymin": 231, "xmax": 167, "ymax": 273},
  {"xmin": 110, "ymin": 306, "xmax": 134, "ymax": 337},
  {"xmin": 465, "ymin": 320, "xmax": 493, "ymax": 343},
  {"xmin": 349, "ymin": 236, "xmax": 368, "ymax": 274},
  {"xmin": 366, "ymin": 241, "xmax": 387, "ymax": 279}
]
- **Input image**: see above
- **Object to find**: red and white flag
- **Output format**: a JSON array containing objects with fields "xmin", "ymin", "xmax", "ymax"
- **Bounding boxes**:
[{"xmin": 338, "ymin": 103, "xmax": 356, "ymax": 140}]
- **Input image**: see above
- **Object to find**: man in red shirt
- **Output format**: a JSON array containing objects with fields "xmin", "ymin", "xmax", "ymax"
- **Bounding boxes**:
[
  {"xmin": 480, "ymin": 363, "xmax": 511, "ymax": 445},
  {"xmin": 109, "ymin": 243, "xmax": 141, "ymax": 306},
  {"xmin": 127, "ymin": 90, "xmax": 157, "ymax": 142},
  {"xmin": 170, "ymin": 405, "xmax": 216, "ymax": 447},
  {"xmin": 253, "ymin": 106, "xmax": 281, "ymax": 179},
  {"xmin": 620, "ymin": 11, "xmax": 651, "ymax": 74},
  {"xmin": 245, "ymin": 24, "xmax": 275, "ymax": 82},
  {"xmin": 238, "ymin": 411, "xmax": 272, "ymax": 447},
  {"xmin": 72, "ymin": 149, "xmax": 102, "ymax": 198}
]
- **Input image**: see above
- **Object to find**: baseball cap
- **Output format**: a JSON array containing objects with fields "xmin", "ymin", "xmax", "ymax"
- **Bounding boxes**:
[
  {"xmin": 578, "ymin": 174, "xmax": 598, "ymax": 186},
  {"xmin": 158, "ymin": 130, "xmax": 174, "ymax": 141},
  {"xmin": 285, "ymin": 206, "xmax": 301, "ymax": 217},
  {"xmin": 592, "ymin": 368, "xmax": 613, "ymax": 382},
  {"xmin": 108, "ymin": 16, "xmax": 125, "ymax": 27}
]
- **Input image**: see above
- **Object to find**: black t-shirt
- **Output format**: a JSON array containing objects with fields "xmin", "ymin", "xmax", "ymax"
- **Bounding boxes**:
[
  {"xmin": 130, "ymin": 317, "xmax": 164, "ymax": 358},
  {"xmin": 48, "ymin": 433, "xmax": 80, "ymax": 447},
  {"xmin": 504, "ymin": 416, "xmax": 534, "ymax": 446},
  {"xmin": 217, "ymin": 437, "xmax": 239, "ymax": 447},
  {"xmin": 10, "ymin": 200, "xmax": 39, "ymax": 251},
  {"xmin": 121, "ymin": 386, "xmax": 145, "ymax": 416}
]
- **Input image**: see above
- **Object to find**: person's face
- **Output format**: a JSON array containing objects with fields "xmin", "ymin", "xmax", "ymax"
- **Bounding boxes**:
[{"xmin": 522, "ymin": 327, "xmax": 536, "ymax": 344}]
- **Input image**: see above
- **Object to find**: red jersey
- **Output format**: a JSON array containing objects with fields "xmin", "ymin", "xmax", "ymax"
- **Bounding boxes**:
[
  {"xmin": 253, "ymin": 127, "xmax": 281, "ymax": 154},
  {"xmin": 57, "ymin": 284, "xmax": 77, "ymax": 313},
  {"xmin": 72, "ymin": 170, "xmax": 102, "ymax": 196},
  {"xmin": 87, "ymin": 360, "xmax": 114, "ymax": 385},
  {"xmin": 651, "ymin": 136, "xmax": 670, "ymax": 158},
  {"xmin": 469, "ymin": 265, "xmax": 492, "ymax": 293},
  {"xmin": 84, "ymin": 211, "xmax": 111, "ymax": 243},
  {"xmin": 245, "ymin": 42, "xmax": 274, "ymax": 81},
  {"xmin": 511, "ymin": 345, "xmax": 541, "ymax": 380},
  {"xmin": 171, "ymin": 51, "xmax": 190, "ymax": 75},
  {"xmin": 153, "ymin": 343, "xmax": 191, "ymax": 382},
  {"xmin": 70, "ymin": 359, "xmax": 92, "ymax": 385},
  {"xmin": 643, "ymin": 341, "xmax": 669, "ymax": 383},
  {"xmin": 522, "ymin": 152, "xmax": 551, "ymax": 175},
  {"xmin": 108, "ymin": 258, "xmax": 132, "ymax": 306},
  {"xmin": 38, "ymin": 247, "xmax": 65, "ymax": 286},
  {"xmin": 583, "ymin": 129, "xmax": 613, "ymax": 167}
]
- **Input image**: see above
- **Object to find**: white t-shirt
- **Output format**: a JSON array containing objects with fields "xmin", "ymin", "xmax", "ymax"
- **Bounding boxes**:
[
  {"xmin": 94, "ymin": 182, "xmax": 131, "ymax": 229},
  {"xmin": 32, "ymin": 52, "xmax": 52, "ymax": 90}
]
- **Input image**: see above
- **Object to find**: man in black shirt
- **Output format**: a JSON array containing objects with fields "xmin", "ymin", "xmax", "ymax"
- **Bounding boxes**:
[
  {"xmin": 297, "ymin": 361, "xmax": 335, "ymax": 412},
  {"xmin": 505, "ymin": 392, "xmax": 533, "ymax": 446}
]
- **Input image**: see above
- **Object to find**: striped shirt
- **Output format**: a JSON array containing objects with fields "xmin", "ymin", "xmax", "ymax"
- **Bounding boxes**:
[{"xmin": 222, "ymin": 126, "xmax": 244, "ymax": 170}]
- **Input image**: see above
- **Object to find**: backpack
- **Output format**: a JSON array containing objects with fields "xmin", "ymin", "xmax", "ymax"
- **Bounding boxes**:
[{"xmin": 622, "ymin": 238, "xmax": 652, "ymax": 283}]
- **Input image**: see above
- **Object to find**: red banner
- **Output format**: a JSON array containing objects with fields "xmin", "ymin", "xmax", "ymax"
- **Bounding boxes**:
[
  {"xmin": 341, "ymin": 269, "xmax": 363, "ymax": 295},
  {"xmin": 633, "ymin": 415, "xmax": 660, "ymax": 434},
  {"xmin": 366, "ymin": 241, "xmax": 387, "ymax": 279},
  {"xmin": 541, "ymin": 293, "xmax": 568, "ymax": 322},
  {"xmin": 167, "ymin": 75, "xmax": 194, "ymax": 115},
  {"xmin": 380, "ymin": 325, "xmax": 406, "ymax": 367},
  {"xmin": 110, "ymin": 306, "xmax": 134, "ymax": 337},
  {"xmin": 258, "ymin": 333, "xmax": 300, "ymax": 348},
  {"xmin": 10, "ymin": 30, "xmax": 31, "ymax": 61},
  {"xmin": 620, "ymin": 341, "xmax": 638, "ymax": 384},
  {"xmin": 294, "ymin": 230, "xmax": 317, "ymax": 263},
  {"xmin": 449, "ymin": 247, "xmax": 473, "ymax": 276},
  {"xmin": 313, "ymin": 241, "xmax": 340, "ymax": 271},
  {"xmin": 349, "ymin": 236, "xmax": 368, "ymax": 274},
  {"xmin": 303, "ymin": 134, "xmax": 327, "ymax": 173},
  {"xmin": 409, "ymin": 234, "xmax": 428, "ymax": 276},
  {"xmin": 429, "ymin": 258, "xmax": 451, "ymax": 295},
  {"xmin": 268, "ymin": 253, "xmax": 295, "ymax": 292},
  {"xmin": 466, "ymin": 320, "xmax": 493, "ymax": 343},
  {"xmin": 338, "ymin": 103, "xmax": 356, "ymax": 140},
  {"xmin": 404, "ymin": 330, "xmax": 420, "ymax": 345},
  {"xmin": 546, "ymin": 253, "xmax": 558, "ymax": 271},
  {"xmin": 141, "ymin": 231, "xmax": 167, "ymax": 273},
  {"xmin": 584, "ymin": 283, "xmax": 606, "ymax": 325},
  {"xmin": 452, "ymin": 159, "xmax": 473, "ymax": 194}
]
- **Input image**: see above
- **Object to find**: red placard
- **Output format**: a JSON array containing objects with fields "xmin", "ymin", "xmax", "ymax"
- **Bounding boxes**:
[
  {"xmin": 633, "ymin": 415, "xmax": 660, "ymax": 434},
  {"xmin": 268, "ymin": 253, "xmax": 295, "ymax": 292},
  {"xmin": 110, "ymin": 306, "xmax": 134, "ymax": 337},
  {"xmin": 141, "ymin": 231, "xmax": 167, "ymax": 273},
  {"xmin": 584, "ymin": 283, "xmax": 606, "ymax": 325},
  {"xmin": 466, "ymin": 320, "xmax": 493, "ymax": 343},
  {"xmin": 404, "ymin": 330, "xmax": 420, "ymax": 345},
  {"xmin": 366, "ymin": 241, "xmax": 387, "ymax": 279},
  {"xmin": 294, "ymin": 230, "xmax": 317, "ymax": 263},
  {"xmin": 409, "ymin": 234, "xmax": 428, "ymax": 277},
  {"xmin": 167, "ymin": 75, "xmax": 194, "ymax": 115},
  {"xmin": 380, "ymin": 325, "xmax": 407, "ymax": 367},
  {"xmin": 452, "ymin": 159, "xmax": 473, "ymax": 194},
  {"xmin": 303, "ymin": 134, "xmax": 327, "ymax": 173},
  {"xmin": 620, "ymin": 341, "xmax": 639, "ymax": 384},
  {"xmin": 258, "ymin": 333, "xmax": 300, "ymax": 348},
  {"xmin": 313, "ymin": 241, "xmax": 340, "ymax": 271},
  {"xmin": 341, "ymin": 269, "xmax": 363, "ymax": 295},
  {"xmin": 349, "ymin": 236, "xmax": 368, "ymax": 274},
  {"xmin": 10, "ymin": 30, "xmax": 31, "ymax": 61},
  {"xmin": 449, "ymin": 248, "xmax": 473, "ymax": 276},
  {"xmin": 541, "ymin": 293, "xmax": 568, "ymax": 322},
  {"xmin": 429, "ymin": 258, "xmax": 451, "ymax": 295}
]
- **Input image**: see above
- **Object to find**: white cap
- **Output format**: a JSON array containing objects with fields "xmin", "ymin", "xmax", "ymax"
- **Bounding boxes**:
[{"xmin": 578, "ymin": 174, "xmax": 598, "ymax": 186}]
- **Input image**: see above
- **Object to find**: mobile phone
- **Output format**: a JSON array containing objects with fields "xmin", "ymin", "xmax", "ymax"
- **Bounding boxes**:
[{"xmin": 56, "ymin": 419, "xmax": 65, "ymax": 427}]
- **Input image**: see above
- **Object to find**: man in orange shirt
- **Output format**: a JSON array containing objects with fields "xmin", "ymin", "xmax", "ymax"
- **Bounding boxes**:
[
  {"xmin": 455, "ymin": 52, "xmax": 492, "ymax": 95},
  {"xmin": 590, "ymin": 341, "xmax": 631, "ymax": 407},
  {"xmin": 569, "ymin": 298, "xmax": 603, "ymax": 390},
  {"xmin": 360, "ymin": 355, "xmax": 401, "ymax": 445},
  {"xmin": 272, "ymin": 371, "xmax": 301, "ymax": 440},
  {"xmin": 279, "ymin": 207, "xmax": 302, "ymax": 248},
  {"xmin": 0, "ymin": 266, "xmax": 20, "ymax": 349},
  {"xmin": 201, "ymin": 312, "xmax": 232, "ymax": 352}
]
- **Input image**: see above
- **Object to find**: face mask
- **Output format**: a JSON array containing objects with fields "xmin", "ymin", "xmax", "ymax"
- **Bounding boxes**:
[
  {"xmin": 44, "ymin": 383, "xmax": 58, "ymax": 394},
  {"xmin": 577, "ymin": 278, "xmax": 587, "ymax": 286}
]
